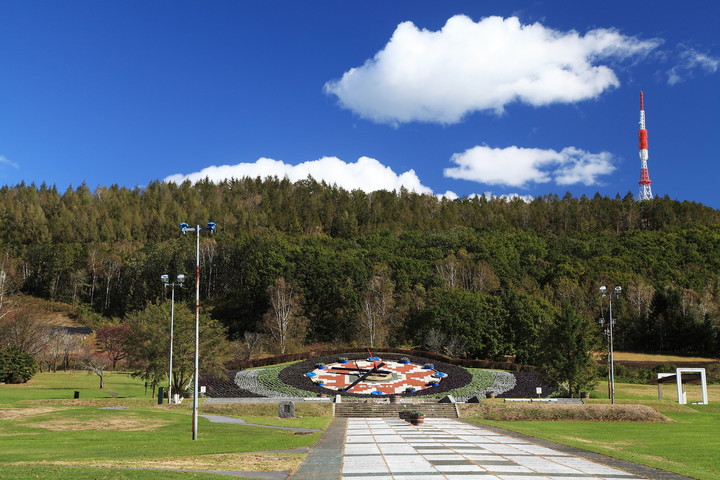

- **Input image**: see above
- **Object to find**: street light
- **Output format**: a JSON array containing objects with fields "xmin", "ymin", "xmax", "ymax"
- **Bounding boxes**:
[
  {"xmin": 180, "ymin": 222, "xmax": 216, "ymax": 441},
  {"xmin": 161, "ymin": 273, "xmax": 185, "ymax": 404},
  {"xmin": 599, "ymin": 285, "xmax": 621, "ymax": 404}
]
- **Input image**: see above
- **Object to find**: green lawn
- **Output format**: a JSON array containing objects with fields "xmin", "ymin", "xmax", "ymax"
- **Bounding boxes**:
[
  {"xmin": 5, "ymin": 371, "xmax": 720, "ymax": 480},
  {"xmin": 0, "ymin": 465, "xmax": 253, "ymax": 480},
  {"xmin": 467, "ymin": 383, "xmax": 720, "ymax": 480},
  {"xmin": 0, "ymin": 372, "xmax": 326, "ymax": 479},
  {"xmin": 0, "ymin": 370, "xmax": 152, "ymax": 404}
]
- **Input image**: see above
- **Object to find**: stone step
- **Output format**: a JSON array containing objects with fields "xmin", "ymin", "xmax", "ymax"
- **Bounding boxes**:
[{"xmin": 334, "ymin": 403, "xmax": 459, "ymax": 418}]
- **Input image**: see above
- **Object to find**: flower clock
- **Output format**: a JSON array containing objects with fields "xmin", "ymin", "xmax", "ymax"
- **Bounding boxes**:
[{"xmin": 306, "ymin": 355, "xmax": 448, "ymax": 395}]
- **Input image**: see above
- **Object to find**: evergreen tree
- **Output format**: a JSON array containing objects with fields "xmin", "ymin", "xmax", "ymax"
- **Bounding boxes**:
[
  {"xmin": 0, "ymin": 347, "xmax": 38, "ymax": 383},
  {"xmin": 540, "ymin": 303, "xmax": 598, "ymax": 397}
]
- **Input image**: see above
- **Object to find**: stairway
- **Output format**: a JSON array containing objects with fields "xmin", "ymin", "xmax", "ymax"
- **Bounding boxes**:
[{"xmin": 334, "ymin": 402, "xmax": 459, "ymax": 418}]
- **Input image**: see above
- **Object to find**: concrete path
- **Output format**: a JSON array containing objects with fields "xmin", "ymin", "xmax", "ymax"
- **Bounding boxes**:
[
  {"xmin": 292, "ymin": 417, "xmax": 694, "ymax": 480},
  {"xmin": 200, "ymin": 414, "xmax": 321, "ymax": 433}
]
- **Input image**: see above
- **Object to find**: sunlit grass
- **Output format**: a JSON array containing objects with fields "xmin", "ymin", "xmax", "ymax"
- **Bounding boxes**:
[
  {"xmin": 614, "ymin": 351, "xmax": 717, "ymax": 363},
  {"xmin": 0, "ymin": 371, "xmax": 324, "ymax": 480},
  {"xmin": 0, "ymin": 465, "xmax": 257, "ymax": 480},
  {"xmin": 467, "ymin": 381, "xmax": 720, "ymax": 480},
  {"xmin": 590, "ymin": 380, "xmax": 720, "ymax": 403}
]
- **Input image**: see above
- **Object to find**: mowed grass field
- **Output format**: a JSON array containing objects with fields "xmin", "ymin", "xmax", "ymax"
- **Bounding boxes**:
[
  {"xmin": 0, "ymin": 371, "xmax": 331, "ymax": 479},
  {"xmin": 468, "ymin": 382, "xmax": 720, "ymax": 480},
  {"xmin": 3, "ymin": 365, "xmax": 720, "ymax": 479}
]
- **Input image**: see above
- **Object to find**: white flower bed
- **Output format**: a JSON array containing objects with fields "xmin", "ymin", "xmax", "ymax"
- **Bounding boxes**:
[
  {"xmin": 234, "ymin": 369, "xmax": 298, "ymax": 397},
  {"xmin": 454, "ymin": 371, "xmax": 516, "ymax": 402}
]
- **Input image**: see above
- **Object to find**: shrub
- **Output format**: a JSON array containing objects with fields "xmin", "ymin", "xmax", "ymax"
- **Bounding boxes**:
[
  {"xmin": 0, "ymin": 348, "xmax": 38, "ymax": 384},
  {"xmin": 400, "ymin": 410, "xmax": 424, "ymax": 418}
]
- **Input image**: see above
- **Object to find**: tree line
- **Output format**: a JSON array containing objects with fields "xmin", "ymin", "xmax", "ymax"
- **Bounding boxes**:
[{"xmin": 0, "ymin": 178, "xmax": 719, "ymax": 372}]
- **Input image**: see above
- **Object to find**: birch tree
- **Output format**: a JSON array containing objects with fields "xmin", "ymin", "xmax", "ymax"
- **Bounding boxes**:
[
  {"xmin": 262, "ymin": 278, "xmax": 306, "ymax": 354},
  {"xmin": 358, "ymin": 271, "xmax": 394, "ymax": 349}
]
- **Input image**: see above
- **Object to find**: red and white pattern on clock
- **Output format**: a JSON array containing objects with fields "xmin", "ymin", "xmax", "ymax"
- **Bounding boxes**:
[{"xmin": 311, "ymin": 360, "xmax": 441, "ymax": 395}]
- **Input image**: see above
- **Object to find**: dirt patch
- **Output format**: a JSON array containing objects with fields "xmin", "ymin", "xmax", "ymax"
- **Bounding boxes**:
[
  {"xmin": 201, "ymin": 402, "xmax": 331, "ymax": 418},
  {"xmin": 460, "ymin": 403, "xmax": 673, "ymax": 422},
  {"xmin": 26, "ymin": 415, "xmax": 168, "ymax": 431},
  {"xmin": 19, "ymin": 452, "xmax": 304, "ymax": 471},
  {"xmin": 0, "ymin": 407, "xmax": 64, "ymax": 420},
  {"xmin": 24, "ymin": 398, "xmax": 157, "ymax": 408}
]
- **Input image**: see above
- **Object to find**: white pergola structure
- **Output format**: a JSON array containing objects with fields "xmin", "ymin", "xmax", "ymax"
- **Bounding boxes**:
[{"xmin": 657, "ymin": 368, "xmax": 708, "ymax": 405}]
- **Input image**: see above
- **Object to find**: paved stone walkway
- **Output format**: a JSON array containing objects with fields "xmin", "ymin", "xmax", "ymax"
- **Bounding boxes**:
[{"xmin": 291, "ymin": 417, "xmax": 695, "ymax": 480}]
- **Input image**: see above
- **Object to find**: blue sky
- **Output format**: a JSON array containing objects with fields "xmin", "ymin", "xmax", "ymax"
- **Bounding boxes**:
[{"xmin": 1, "ymin": 1, "xmax": 719, "ymax": 207}]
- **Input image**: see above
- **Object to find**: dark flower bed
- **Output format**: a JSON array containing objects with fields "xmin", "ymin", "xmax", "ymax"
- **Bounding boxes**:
[
  {"xmin": 277, "ymin": 353, "xmax": 472, "ymax": 398},
  {"xmin": 500, "ymin": 371, "xmax": 555, "ymax": 398},
  {"xmin": 201, "ymin": 370, "xmax": 264, "ymax": 398}
]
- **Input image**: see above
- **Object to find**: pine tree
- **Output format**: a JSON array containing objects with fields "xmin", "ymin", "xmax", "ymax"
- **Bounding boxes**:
[{"xmin": 540, "ymin": 303, "xmax": 598, "ymax": 397}]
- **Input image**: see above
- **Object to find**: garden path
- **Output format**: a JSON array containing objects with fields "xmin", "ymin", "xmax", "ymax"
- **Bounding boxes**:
[{"xmin": 291, "ymin": 417, "xmax": 696, "ymax": 480}]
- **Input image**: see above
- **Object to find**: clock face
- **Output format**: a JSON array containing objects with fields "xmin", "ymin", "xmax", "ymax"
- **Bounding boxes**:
[{"xmin": 310, "ymin": 359, "xmax": 443, "ymax": 395}]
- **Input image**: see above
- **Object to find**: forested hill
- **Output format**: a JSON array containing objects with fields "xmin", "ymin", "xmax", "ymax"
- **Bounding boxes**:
[
  {"xmin": 2, "ymin": 179, "xmax": 718, "ymax": 244},
  {"xmin": 2, "ymin": 178, "xmax": 720, "ymax": 360}
]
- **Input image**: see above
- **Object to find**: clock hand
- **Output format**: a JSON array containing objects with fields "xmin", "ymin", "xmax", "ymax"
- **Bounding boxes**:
[{"xmin": 343, "ymin": 362, "xmax": 386, "ymax": 391}]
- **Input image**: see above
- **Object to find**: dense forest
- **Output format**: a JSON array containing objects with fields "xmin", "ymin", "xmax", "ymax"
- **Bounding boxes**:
[{"xmin": 1, "ymin": 177, "xmax": 719, "ymax": 364}]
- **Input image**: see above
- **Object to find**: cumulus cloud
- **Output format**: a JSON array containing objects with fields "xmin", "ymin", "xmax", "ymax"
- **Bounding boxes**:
[
  {"xmin": 164, "ymin": 156, "xmax": 433, "ymax": 194},
  {"xmin": 437, "ymin": 190, "xmax": 459, "ymax": 200},
  {"xmin": 437, "ymin": 190, "xmax": 533, "ymax": 202},
  {"xmin": 324, "ymin": 15, "xmax": 659, "ymax": 124},
  {"xmin": 444, "ymin": 145, "xmax": 615, "ymax": 188},
  {"xmin": 667, "ymin": 45, "xmax": 719, "ymax": 85}
]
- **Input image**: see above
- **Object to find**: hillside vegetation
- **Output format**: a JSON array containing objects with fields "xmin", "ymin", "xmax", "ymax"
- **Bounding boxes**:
[{"xmin": 0, "ymin": 179, "xmax": 719, "ymax": 363}]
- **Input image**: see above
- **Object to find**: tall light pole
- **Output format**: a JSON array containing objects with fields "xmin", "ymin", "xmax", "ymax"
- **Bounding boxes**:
[
  {"xmin": 599, "ymin": 285, "xmax": 621, "ymax": 404},
  {"xmin": 180, "ymin": 222, "xmax": 216, "ymax": 440},
  {"xmin": 161, "ymin": 273, "xmax": 185, "ymax": 404}
]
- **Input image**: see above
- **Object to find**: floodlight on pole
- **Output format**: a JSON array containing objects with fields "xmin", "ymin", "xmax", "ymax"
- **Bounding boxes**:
[
  {"xmin": 161, "ymin": 273, "xmax": 185, "ymax": 404},
  {"xmin": 179, "ymin": 222, "xmax": 216, "ymax": 441},
  {"xmin": 599, "ymin": 285, "xmax": 621, "ymax": 404}
]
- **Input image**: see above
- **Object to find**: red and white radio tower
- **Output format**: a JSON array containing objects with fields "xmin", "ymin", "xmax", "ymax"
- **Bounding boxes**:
[{"xmin": 637, "ymin": 91, "xmax": 654, "ymax": 201}]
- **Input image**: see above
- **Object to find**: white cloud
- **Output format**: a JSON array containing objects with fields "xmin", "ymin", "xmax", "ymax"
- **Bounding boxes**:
[
  {"xmin": 444, "ymin": 145, "xmax": 615, "ymax": 188},
  {"xmin": 667, "ymin": 45, "xmax": 719, "ymax": 85},
  {"xmin": 0, "ymin": 156, "xmax": 19, "ymax": 169},
  {"xmin": 164, "ymin": 156, "xmax": 433, "ymax": 194},
  {"xmin": 437, "ymin": 190, "xmax": 459, "ymax": 200},
  {"xmin": 437, "ymin": 190, "xmax": 533, "ymax": 202},
  {"xmin": 324, "ymin": 15, "xmax": 659, "ymax": 124},
  {"xmin": 483, "ymin": 192, "xmax": 534, "ymax": 203}
]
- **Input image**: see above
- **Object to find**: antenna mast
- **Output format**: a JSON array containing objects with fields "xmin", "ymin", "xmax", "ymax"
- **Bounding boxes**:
[{"xmin": 637, "ymin": 91, "xmax": 654, "ymax": 201}]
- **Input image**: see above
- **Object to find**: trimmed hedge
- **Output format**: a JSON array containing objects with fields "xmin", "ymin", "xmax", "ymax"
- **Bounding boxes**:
[
  {"xmin": 227, "ymin": 348, "xmax": 535, "ymax": 372},
  {"xmin": 460, "ymin": 403, "xmax": 672, "ymax": 422}
]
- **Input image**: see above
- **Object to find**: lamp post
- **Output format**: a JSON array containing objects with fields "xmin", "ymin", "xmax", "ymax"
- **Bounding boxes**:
[
  {"xmin": 599, "ymin": 285, "xmax": 621, "ymax": 404},
  {"xmin": 180, "ymin": 222, "xmax": 216, "ymax": 441},
  {"xmin": 161, "ymin": 273, "xmax": 185, "ymax": 404}
]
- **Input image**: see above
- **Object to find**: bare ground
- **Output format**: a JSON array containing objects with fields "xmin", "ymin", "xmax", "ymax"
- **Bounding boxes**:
[
  {"xmin": 0, "ymin": 407, "xmax": 65, "ymax": 420},
  {"xmin": 22, "ymin": 415, "xmax": 168, "ymax": 431},
  {"xmin": 9, "ymin": 452, "xmax": 304, "ymax": 472}
]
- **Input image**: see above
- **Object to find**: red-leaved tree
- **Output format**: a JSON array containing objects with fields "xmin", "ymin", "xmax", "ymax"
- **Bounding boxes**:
[{"xmin": 95, "ymin": 323, "xmax": 131, "ymax": 370}]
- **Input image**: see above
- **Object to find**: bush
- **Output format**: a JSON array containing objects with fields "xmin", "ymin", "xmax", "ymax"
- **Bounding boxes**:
[
  {"xmin": 0, "ymin": 348, "xmax": 38, "ymax": 384},
  {"xmin": 460, "ymin": 404, "xmax": 673, "ymax": 422}
]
